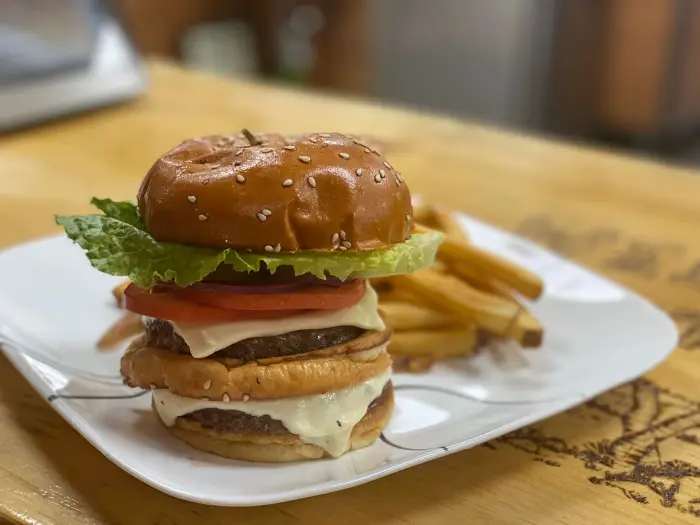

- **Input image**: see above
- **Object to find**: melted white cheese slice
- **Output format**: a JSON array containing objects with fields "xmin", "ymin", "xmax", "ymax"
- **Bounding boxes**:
[
  {"xmin": 153, "ymin": 367, "xmax": 391, "ymax": 457},
  {"xmin": 169, "ymin": 284, "xmax": 385, "ymax": 358}
]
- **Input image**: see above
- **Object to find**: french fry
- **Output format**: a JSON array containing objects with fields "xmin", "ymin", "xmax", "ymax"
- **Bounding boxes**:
[
  {"xmin": 97, "ymin": 312, "xmax": 144, "ymax": 350},
  {"xmin": 113, "ymin": 280, "xmax": 130, "ymax": 307},
  {"xmin": 412, "ymin": 202, "xmax": 434, "ymax": 225},
  {"xmin": 415, "ymin": 224, "xmax": 544, "ymax": 300},
  {"xmin": 375, "ymin": 286, "xmax": 423, "ymax": 305},
  {"xmin": 391, "ymin": 268, "xmax": 520, "ymax": 336},
  {"xmin": 448, "ymin": 264, "xmax": 544, "ymax": 348},
  {"xmin": 389, "ymin": 329, "xmax": 477, "ymax": 358},
  {"xmin": 510, "ymin": 311, "xmax": 544, "ymax": 348},
  {"xmin": 431, "ymin": 207, "xmax": 469, "ymax": 243},
  {"xmin": 379, "ymin": 302, "xmax": 457, "ymax": 331},
  {"xmin": 392, "ymin": 356, "xmax": 436, "ymax": 373}
]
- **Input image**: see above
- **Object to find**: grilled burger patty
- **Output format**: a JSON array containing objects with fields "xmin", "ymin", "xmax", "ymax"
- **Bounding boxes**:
[
  {"xmin": 181, "ymin": 383, "xmax": 393, "ymax": 435},
  {"xmin": 144, "ymin": 318, "xmax": 366, "ymax": 361}
]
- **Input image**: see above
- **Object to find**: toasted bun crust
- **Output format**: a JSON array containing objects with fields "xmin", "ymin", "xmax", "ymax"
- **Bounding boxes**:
[
  {"xmin": 138, "ymin": 132, "xmax": 413, "ymax": 252},
  {"xmin": 121, "ymin": 329, "xmax": 392, "ymax": 400},
  {"xmin": 159, "ymin": 382, "xmax": 394, "ymax": 462}
]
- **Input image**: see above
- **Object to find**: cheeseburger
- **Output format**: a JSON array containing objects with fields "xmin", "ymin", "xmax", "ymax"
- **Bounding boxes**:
[{"xmin": 56, "ymin": 131, "xmax": 442, "ymax": 462}]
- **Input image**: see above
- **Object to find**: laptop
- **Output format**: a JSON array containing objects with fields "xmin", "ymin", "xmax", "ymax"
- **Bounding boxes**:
[{"xmin": 0, "ymin": 0, "xmax": 146, "ymax": 132}]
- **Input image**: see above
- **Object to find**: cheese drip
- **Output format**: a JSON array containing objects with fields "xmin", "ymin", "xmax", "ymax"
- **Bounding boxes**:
[
  {"xmin": 169, "ymin": 284, "xmax": 385, "ymax": 358},
  {"xmin": 153, "ymin": 367, "xmax": 391, "ymax": 457}
]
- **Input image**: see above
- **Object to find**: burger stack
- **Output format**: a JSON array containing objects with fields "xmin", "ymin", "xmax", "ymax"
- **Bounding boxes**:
[{"xmin": 58, "ymin": 131, "xmax": 442, "ymax": 462}]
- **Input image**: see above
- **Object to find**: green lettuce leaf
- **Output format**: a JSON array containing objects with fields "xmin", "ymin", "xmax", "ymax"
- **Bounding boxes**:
[
  {"xmin": 56, "ymin": 214, "xmax": 227, "ymax": 288},
  {"xmin": 90, "ymin": 197, "xmax": 144, "ymax": 229},
  {"xmin": 56, "ymin": 200, "xmax": 443, "ymax": 288},
  {"xmin": 224, "ymin": 232, "xmax": 443, "ymax": 281}
]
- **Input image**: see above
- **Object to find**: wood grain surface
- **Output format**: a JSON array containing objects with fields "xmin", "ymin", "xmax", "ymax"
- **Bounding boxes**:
[{"xmin": 1, "ymin": 61, "xmax": 700, "ymax": 525}]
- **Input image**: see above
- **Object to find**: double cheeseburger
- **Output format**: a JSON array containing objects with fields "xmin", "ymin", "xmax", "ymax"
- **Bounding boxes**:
[{"xmin": 57, "ymin": 131, "xmax": 442, "ymax": 462}]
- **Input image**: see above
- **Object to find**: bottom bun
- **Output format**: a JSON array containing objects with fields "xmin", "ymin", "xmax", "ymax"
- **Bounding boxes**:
[{"xmin": 158, "ymin": 383, "xmax": 394, "ymax": 462}]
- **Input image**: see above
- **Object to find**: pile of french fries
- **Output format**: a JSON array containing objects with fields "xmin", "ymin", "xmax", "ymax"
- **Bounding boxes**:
[
  {"xmin": 373, "ymin": 204, "xmax": 544, "ymax": 372},
  {"xmin": 101, "ymin": 203, "xmax": 545, "ymax": 373}
]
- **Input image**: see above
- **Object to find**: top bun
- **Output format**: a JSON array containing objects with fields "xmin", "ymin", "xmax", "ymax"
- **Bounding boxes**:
[{"xmin": 138, "ymin": 132, "xmax": 413, "ymax": 253}]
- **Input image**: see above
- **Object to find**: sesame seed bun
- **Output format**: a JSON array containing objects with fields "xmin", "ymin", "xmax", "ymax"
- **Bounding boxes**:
[
  {"xmin": 156, "ymin": 382, "xmax": 394, "ymax": 462},
  {"xmin": 120, "ymin": 329, "xmax": 392, "ymax": 401},
  {"xmin": 138, "ymin": 132, "xmax": 413, "ymax": 252}
]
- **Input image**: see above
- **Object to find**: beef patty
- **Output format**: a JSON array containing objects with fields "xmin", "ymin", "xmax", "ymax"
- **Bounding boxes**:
[
  {"xmin": 181, "ymin": 382, "xmax": 392, "ymax": 435},
  {"xmin": 144, "ymin": 318, "xmax": 365, "ymax": 361}
]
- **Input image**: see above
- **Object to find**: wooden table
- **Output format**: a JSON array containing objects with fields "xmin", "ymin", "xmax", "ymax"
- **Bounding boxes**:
[{"xmin": 1, "ymin": 61, "xmax": 700, "ymax": 525}]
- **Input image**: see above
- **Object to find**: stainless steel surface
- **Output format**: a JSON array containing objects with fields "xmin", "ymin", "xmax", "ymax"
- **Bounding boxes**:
[{"xmin": 0, "ymin": 0, "xmax": 146, "ymax": 132}]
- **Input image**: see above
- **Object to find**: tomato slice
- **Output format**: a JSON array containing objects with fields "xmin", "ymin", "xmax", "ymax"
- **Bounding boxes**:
[
  {"xmin": 166, "ymin": 279, "xmax": 366, "ymax": 311},
  {"xmin": 124, "ymin": 284, "xmax": 307, "ymax": 323}
]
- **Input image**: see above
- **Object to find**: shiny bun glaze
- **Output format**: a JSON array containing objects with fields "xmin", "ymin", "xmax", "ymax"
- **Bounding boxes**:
[{"xmin": 138, "ymin": 132, "xmax": 413, "ymax": 252}]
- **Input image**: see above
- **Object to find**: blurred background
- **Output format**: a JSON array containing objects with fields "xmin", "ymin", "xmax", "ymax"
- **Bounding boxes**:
[{"xmin": 3, "ymin": 0, "xmax": 700, "ymax": 167}]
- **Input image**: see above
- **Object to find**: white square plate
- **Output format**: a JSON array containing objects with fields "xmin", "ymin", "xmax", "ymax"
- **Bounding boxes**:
[{"xmin": 0, "ymin": 215, "xmax": 677, "ymax": 506}]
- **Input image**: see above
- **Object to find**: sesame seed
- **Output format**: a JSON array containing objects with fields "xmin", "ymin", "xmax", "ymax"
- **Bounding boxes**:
[
  {"xmin": 257, "ymin": 213, "xmax": 267, "ymax": 222},
  {"xmin": 149, "ymin": 383, "xmax": 156, "ymax": 390},
  {"xmin": 384, "ymin": 161, "xmax": 392, "ymax": 170},
  {"xmin": 283, "ymin": 145, "xmax": 296, "ymax": 151},
  {"xmin": 235, "ymin": 149, "xmax": 243, "ymax": 156},
  {"xmin": 340, "ymin": 230, "xmax": 347, "ymax": 240},
  {"xmin": 236, "ymin": 174, "xmax": 246, "ymax": 183},
  {"xmin": 396, "ymin": 180, "xmax": 400, "ymax": 186},
  {"xmin": 198, "ymin": 214, "xmax": 208, "ymax": 221},
  {"xmin": 309, "ymin": 138, "xmax": 318, "ymax": 144},
  {"xmin": 339, "ymin": 245, "xmax": 348, "ymax": 251},
  {"xmin": 210, "ymin": 163, "xmax": 220, "ymax": 168},
  {"xmin": 331, "ymin": 233, "xmax": 339, "ymax": 244},
  {"xmin": 319, "ymin": 133, "xmax": 331, "ymax": 138},
  {"xmin": 282, "ymin": 179, "xmax": 293, "ymax": 187},
  {"xmin": 406, "ymin": 214, "xmax": 410, "ymax": 221},
  {"xmin": 374, "ymin": 174, "xmax": 381, "ymax": 182},
  {"xmin": 274, "ymin": 243, "xmax": 282, "ymax": 252},
  {"xmin": 204, "ymin": 380, "xmax": 212, "ymax": 390},
  {"xmin": 298, "ymin": 155, "xmax": 311, "ymax": 163},
  {"xmin": 308, "ymin": 176, "xmax": 317, "ymax": 188},
  {"xmin": 379, "ymin": 169, "xmax": 386, "ymax": 178},
  {"xmin": 264, "ymin": 245, "xmax": 274, "ymax": 252},
  {"xmin": 261, "ymin": 208, "xmax": 272, "ymax": 216},
  {"xmin": 339, "ymin": 152, "xmax": 350, "ymax": 159},
  {"xmin": 223, "ymin": 394, "xmax": 230, "ymax": 402},
  {"xmin": 355, "ymin": 168, "xmax": 363, "ymax": 176},
  {"xmin": 342, "ymin": 241, "xmax": 351, "ymax": 248},
  {"xmin": 187, "ymin": 195, "xmax": 197, "ymax": 203},
  {"xmin": 243, "ymin": 394, "xmax": 250, "ymax": 402},
  {"xmin": 364, "ymin": 148, "xmax": 372, "ymax": 153},
  {"xmin": 396, "ymin": 172, "xmax": 403, "ymax": 183},
  {"xmin": 260, "ymin": 147, "xmax": 273, "ymax": 153}
]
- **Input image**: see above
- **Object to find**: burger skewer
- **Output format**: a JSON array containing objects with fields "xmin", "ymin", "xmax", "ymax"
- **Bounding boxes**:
[{"xmin": 241, "ymin": 128, "xmax": 262, "ymax": 146}]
